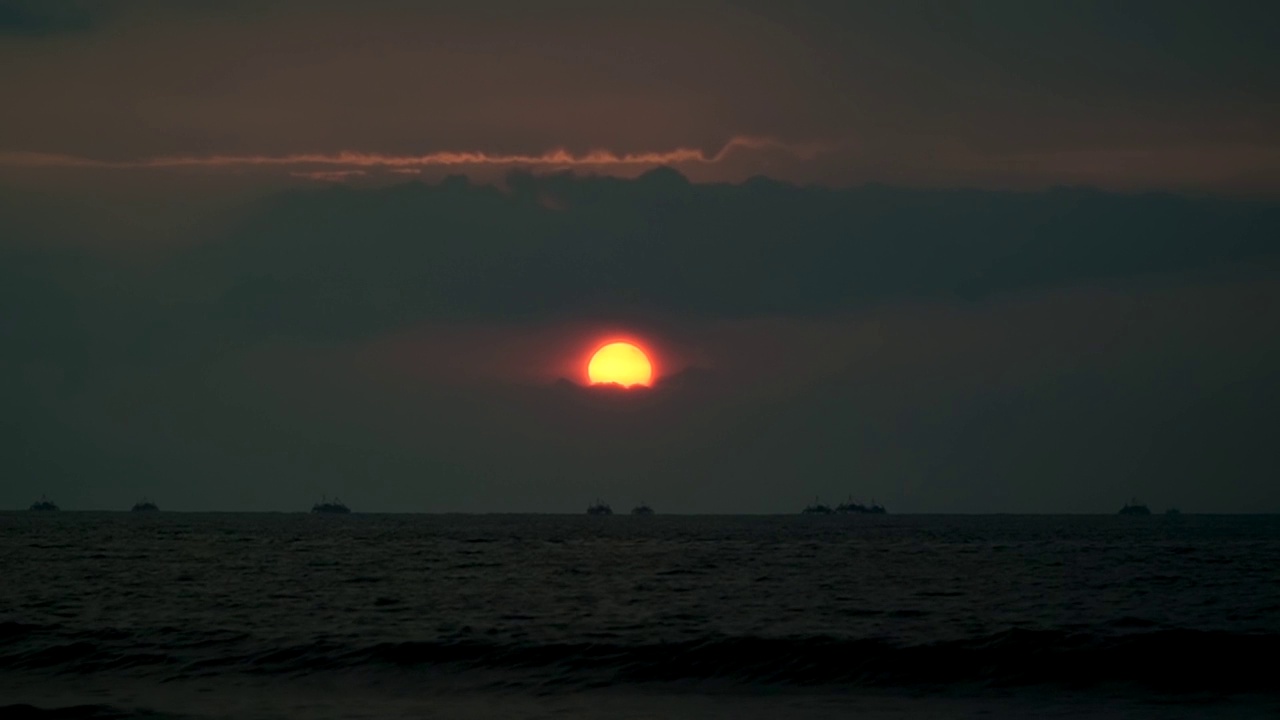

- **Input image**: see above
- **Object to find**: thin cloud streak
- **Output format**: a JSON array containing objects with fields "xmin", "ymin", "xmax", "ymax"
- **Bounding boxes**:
[
  {"xmin": 0, "ymin": 136, "xmax": 838, "ymax": 174},
  {"xmin": 289, "ymin": 170, "xmax": 369, "ymax": 182}
]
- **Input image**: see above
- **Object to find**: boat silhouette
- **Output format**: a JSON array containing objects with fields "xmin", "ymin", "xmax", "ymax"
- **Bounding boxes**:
[
  {"xmin": 834, "ymin": 496, "xmax": 888, "ymax": 514},
  {"xmin": 835, "ymin": 496, "xmax": 865, "ymax": 513},
  {"xmin": 29, "ymin": 495, "xmax": 59, "ymax": 511},
  {"xmin": 587, "ymin": 499, "xmax": 613, "ymax": 515},
  {"xmin": 311, "ymin": 495, "xmax": 351, "ymax": 514},
  {"xmin": 630, "ymin": 502, "xmax": 654, "ymax": 515},
  {"xmin": 1119, "ymin": 497, "xmax": 1151, "ymax": 515},
  {"xmin": 802, "ymin": 497, "xmax": 834, "ymax": 514},
  {"xmin": 1164, "ymin": 507, "xmax": 1182, "ymax": 516},
  {"xmin": 131, "ymin": 497, "xmax": 159, "ymax": 512}
]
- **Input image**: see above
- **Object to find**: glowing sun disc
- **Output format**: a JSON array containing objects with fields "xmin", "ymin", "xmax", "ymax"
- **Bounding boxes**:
[{"xmin": 587, "ymin": 342, "xmax": 653, "ymax": 387}]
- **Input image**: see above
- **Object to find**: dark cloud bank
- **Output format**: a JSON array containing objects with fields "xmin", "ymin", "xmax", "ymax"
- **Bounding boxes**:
[{"xmin": 2, "ymin": 170, "xmax": 1278, "ymax": 512}]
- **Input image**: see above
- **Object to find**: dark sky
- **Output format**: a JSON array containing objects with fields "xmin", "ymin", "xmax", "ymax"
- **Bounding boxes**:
[{"xmin": 2, "ymin": 0, "xmax": 1278, "ymax": 512}]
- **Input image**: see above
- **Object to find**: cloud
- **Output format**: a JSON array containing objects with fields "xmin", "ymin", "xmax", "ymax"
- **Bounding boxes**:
[
  {"xmin": 2, "ymin": 2, "xmax": 1277, "ymax": 193},
  {"xmin": 155, "ymin": 169, "xmax": 1279, "ymax": 347},
  {"xmin": 2, "ymin": 171, "xmax": 1278, "ymax": 512},
  {"xmin": 0, "ymin": 136, "xmax": 837, "ymax": 175},
  {"xmin": 5, "ymin": 170, "xmax": 1277, "ymax": 382},
  {"xmin": 289, "ymin": 170, "xmax": 368, "ymax": 182}
]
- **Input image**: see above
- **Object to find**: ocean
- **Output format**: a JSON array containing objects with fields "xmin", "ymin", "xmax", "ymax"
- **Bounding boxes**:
[{"xmin": 2, "ymin": 513, "xmax": 1277, "ymax": 719}]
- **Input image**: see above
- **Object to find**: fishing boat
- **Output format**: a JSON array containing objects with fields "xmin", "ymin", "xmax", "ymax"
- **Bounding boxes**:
[
  {"xmin": 29, "ymin": 495, "xmax": 59, "ymax": 511},
  {"xmin": 834, "ymin": 496, "xmax": 888, "ymax": 514},
  {"xmin": 802, "ymin": 497, "xmax": 834, "ymax": 514},
  {"xmin": 587, "ymin": 499, "xmax": 613, "ymax": 515},
  {"xmin": 131, "ymin": 498, "xmax": 159, "ymax": 512},
  {"xmin": 311, "ymin": 495, "xmax": 351, "ymax": 514},
  {"xmin": 1119, "ymin": 497, "xmax": 1151, "ymax": 515},
  {"xmin": 834, "ymin": 496, "xmax": 867, "ymax": 513},
  {"xmin": 630, "ymin": 502, "xmax": 654, "ymax": 515}
]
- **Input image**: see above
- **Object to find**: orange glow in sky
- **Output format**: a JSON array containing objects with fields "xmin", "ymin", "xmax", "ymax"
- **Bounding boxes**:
[
  {"xmin": 0, "ymin": 136, "xmax": 834, "ymax": 173},
  {"xmin": 587, "ymin": 341, "xmax": 654, "ymax": 387}
]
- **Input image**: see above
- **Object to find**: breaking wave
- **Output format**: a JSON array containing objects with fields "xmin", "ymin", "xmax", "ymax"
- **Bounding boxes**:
[{"xmin": 2, "ymin": 621, "xmax": 1275, "ymax": 693}]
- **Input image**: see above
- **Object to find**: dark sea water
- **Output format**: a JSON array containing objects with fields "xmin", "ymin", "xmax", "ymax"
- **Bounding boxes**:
[{"xmin": 2, "ymin": 513, "xmax": 1278, "ymax": 719}]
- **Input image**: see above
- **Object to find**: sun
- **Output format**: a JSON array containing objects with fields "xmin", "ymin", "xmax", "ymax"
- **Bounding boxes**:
[{"xmin": 587, "ymin": 341, "xmax": 653, "ymax": 387}]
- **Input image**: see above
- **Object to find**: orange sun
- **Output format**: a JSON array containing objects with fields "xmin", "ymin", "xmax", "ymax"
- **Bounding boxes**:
[{"xmin": 587, "ymin": 341, "xmax": 654, "ymax": 387}]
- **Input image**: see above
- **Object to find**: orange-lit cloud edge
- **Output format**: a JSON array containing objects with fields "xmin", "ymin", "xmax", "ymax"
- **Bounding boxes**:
[{"xmin": 0, "ymin": 136, "xmax": 837, "ymax": 175}]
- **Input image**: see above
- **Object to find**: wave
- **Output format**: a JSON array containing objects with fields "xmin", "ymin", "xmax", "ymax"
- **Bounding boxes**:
[
  {"xmin": 2, "ymin": 624, "xmax": 1276, "ymax": 693},
  {"xmin": 345, "ymin": 630, "xmax": 1278, "ymax": 692},
  {"xmin": 0, "ymin": 704, "xmax": 182, "ymax": 719}
]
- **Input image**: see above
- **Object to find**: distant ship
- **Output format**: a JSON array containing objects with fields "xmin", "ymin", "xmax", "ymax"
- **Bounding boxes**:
[
  {"xmin": 1119, "ymin": 498, "xmax": 1151, "ymax": 515},
  {"xmin": 131, "ymin": 498, "xmax": 159, "ymax": 512},
  {"xmin": 29, "ymin": 495, "xmax": 59, "ymax": 511},
  {"xmin": 311, "ymin": 496, "xmax": 351, "ymax": 514},
  {"xmin": 835, "ymin": 496, "xmax": 887, "ymax": 514},
  {"xmin": 630, "ymin": 502, "xmax": 654, "ymax": 515},
  {"xmin": 1164, "ymin": 507, "xmax": 1182, "ymax": 516},
  {"xmin": 587, "ymin": 499, "xmax": 613, "ymax": 515},
  {"xmin": 802, "ymin": 497, "xmax": 834, "ymax": 514}
]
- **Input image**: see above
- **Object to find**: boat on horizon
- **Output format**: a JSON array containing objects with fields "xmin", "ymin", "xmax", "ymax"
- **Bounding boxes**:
[
  {"xmin": 1165, "ymin": 507, "xmax": 1182, "ymax": 515},
  {"xmin": 1119, "ymin": 497, "xmax": 1151, "ymax": 515},
  {"xmin": 802, "ymin": 497, "xmax": 834, "ymax": 514},
  {"xmin": 587, "ymin": 499, "xmax": 612, "ymax": 515},
  {"xmin": 835, "ymin": 496, "xmax": 887, "ymax": 514},
  {"xmin": 29, "ymin": 495, "xmax": 59, "ymax": 511},
  {"xmin": 311, "ymin": 496, "xmax": 351, "ymax": 514},
  {"xmin": 131, "ymin": 498, "xmax": 159, "ymax": 512},
  {"xmin": 631, "ymin": 502, "xmax": 654, "ymax": 515}
]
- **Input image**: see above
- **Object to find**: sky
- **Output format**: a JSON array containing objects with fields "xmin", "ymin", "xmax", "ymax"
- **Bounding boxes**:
[{"xmin": 2, "ymin": 0, "xmax": 1278, "ymax": 512}]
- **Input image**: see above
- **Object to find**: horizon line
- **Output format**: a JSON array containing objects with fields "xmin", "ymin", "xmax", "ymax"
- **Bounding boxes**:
[{"xmin": 5, "ymin": 509, "xmax": 1268, "ymax": 515}]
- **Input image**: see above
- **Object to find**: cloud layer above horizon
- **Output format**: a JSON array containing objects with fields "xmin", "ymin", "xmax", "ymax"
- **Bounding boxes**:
[{"xmin": 2, "ymin": 170, "xmax": 1278, "ymax": 513}]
